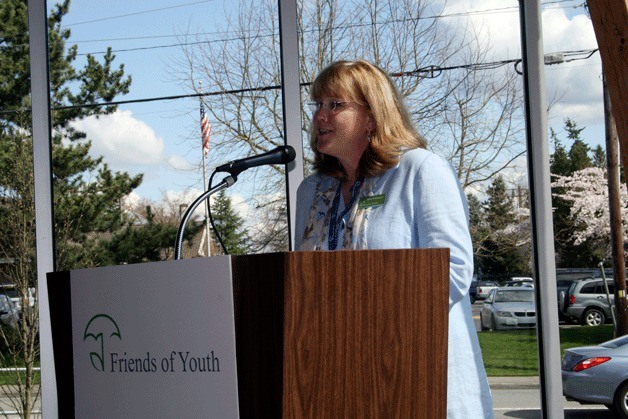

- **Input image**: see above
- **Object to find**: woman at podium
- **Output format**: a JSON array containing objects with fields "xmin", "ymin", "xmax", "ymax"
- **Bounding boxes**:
[{"xmin": 295, "ymin": 60, "xmax": 494, "ymax": 418}]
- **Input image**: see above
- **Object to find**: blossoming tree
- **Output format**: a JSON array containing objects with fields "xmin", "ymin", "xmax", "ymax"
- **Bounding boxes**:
[{"xmin": 552, "ymin": 167, "xmax": 628, "ymax": 258}]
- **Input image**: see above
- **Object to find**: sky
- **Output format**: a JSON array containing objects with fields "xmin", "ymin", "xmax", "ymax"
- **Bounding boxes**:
[{"xmin": 52, "ymin": 0, "xmax": 604, "ymax": 209}]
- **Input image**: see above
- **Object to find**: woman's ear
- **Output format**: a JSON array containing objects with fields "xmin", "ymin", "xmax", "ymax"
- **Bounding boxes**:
[{"xmin": 366, "ymin": 113, "xmax": 375, "ymax": 133}]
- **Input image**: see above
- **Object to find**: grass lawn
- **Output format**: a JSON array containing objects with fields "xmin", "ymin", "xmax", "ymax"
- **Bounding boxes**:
[
  {"xmin": 0, "ymin": 370, "xmax": 40, "ymax": 386},
  {"xmin": 478, "ymin": 325, "xmax": 616, "ymax": 376}
]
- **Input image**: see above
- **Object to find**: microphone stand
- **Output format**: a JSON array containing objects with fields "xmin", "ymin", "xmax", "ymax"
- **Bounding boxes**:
[{"xmin": 174, "ymin": 175, "xmax": 237, "ymax": 260}]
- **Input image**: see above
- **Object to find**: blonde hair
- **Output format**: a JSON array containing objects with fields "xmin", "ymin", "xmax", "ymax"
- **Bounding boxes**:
[{"xmin": 309, "ymin": 60, "xmax": 427, "ymax": 178}]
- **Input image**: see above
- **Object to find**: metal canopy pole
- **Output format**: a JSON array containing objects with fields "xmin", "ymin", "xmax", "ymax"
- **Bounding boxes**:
[
  {"xmin": 278, "ymin": 0, "xmax": 304, "ymax": 250},
  {"xmin": 518, "ymin": 1, "xmax": 563, "ymax": 417},
  {"xmin": 27, "ymin": 0, "xmax": 57, "ymax": 416}
]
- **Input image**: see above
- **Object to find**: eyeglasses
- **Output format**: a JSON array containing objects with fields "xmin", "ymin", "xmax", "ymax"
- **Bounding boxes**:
[{"xmin": 307, "ymin": 100, "xmax": 359, "ymax": 113}]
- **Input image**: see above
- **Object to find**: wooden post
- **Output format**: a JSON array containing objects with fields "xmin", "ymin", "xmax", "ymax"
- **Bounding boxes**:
[
  {"xmin": 604, "ymin": 80, "xmax": 628, "ymax": 336},
  {"xmin": 587, "ymin": 1, "xmax": 628, "ymax": 175}
]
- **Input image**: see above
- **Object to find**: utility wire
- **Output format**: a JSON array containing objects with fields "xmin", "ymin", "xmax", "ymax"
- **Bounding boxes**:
[
  {"xmin": 62, "ymin": 0, "xmax": 214, "ymax": 27},
  {"xmin": 0, "ymin": 1, "xmax": 586, "ymax": 55},
  {"xmin": 58, "ymin": 0, "xmax": 578, "ymax": 29},
  {"xmin": 34, "ymin": 1, "xmax": 582, "ymax": 46},
  {"xmin": 0, "ymin": 48, "xmax": 598, "ymax": 116},
  {"xmin": 75, "ymin": 2, "xmax": 588, "ymax": 57}
]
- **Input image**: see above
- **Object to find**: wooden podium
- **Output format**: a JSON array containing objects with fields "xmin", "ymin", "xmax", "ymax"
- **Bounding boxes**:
[
  {"xmin": 47, "ymin": 248, "xmax": 449, "ymax": 418},
  {"xmin": 231, "ymin": 249, "xmax": 449, "ymax": 418}
]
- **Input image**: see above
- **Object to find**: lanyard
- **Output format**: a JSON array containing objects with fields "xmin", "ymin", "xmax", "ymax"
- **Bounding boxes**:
[{"xmin": 328, "ymin": 176, "xmax": 364, "ymax": 250}]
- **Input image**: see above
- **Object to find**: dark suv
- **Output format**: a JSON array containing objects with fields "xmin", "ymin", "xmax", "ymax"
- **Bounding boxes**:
[{"xmin": 560, "ymin": 278, "xmax": 614, "ymax": 326}]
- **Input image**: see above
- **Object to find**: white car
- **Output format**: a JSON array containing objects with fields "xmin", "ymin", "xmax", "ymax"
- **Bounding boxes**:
[{"xmin": 476, "ymin": 281, "xmax": 499, "ymax": 300}]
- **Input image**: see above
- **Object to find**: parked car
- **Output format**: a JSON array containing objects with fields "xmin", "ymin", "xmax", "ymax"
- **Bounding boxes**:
[
  {"xmin": 503, "ymin": 280, "xmax": 534, "ymax": 288},
  {"xmin": 562, "ymin": 334, "xmax": 628, "ymax": 416},
  {"xmin": 556, "ymin": 278, "xmax": 584, "ymax": 323},
  {"xmin": 476, "ymin": 281, "xmax": 499, "ymax": 300},
  {"xmin": 0, "ymin": 294, "xmax": 19, "ymax": 329},
  {"xmin": 511, "ymin": 276, "xmax": 533, "ymax": 282},
  {"xmin": 560, "ymin": 277, "xmax": 614, "ymax": 326},
  {"xmin": 469, "ymin": 280, "xmax": 478, "ymax": 303},
  {"xmin": 0, "ymin": 284, "xmax": 35, "ymax": 313},
  {"xmin": 480, "ymin": 287, "xmax": 536, "ymax": 331}
]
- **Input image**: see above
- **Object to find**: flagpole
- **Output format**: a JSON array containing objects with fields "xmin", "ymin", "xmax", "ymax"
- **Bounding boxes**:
[{"xmin": 199, "ymin": 81, "xmax": 212, "ymax": 257}]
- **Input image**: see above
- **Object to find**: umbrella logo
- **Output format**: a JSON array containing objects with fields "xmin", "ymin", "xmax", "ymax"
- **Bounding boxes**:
[{"xmin": 83, "ymin": 314, "xmax": 122, "ymax": 372}]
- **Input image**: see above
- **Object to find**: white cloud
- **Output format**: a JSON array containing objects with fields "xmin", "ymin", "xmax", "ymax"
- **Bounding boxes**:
[
  {"xmin": 440, "ymin": 1, "xmax": 604, "ymax": 131},
  {"xmin": 153, "ymin": 189, "xmax": 255, "ymax": 229},
  {"xmin": 548, "ymin": 99, "xmax": 603, "ymax": 128},
  {"xmin": 440, "ymin": 1, "xmax": 598, "ymax": 57},
  {"xmin": 229, "ymin": 193, "xmax": 253, "ymax": 222},
  {"xmin": 542, "ymin": 9, "xmax": 598, "ymax": 52},
  {"xmin": 167, "ymin": 154, "xmax": 195, "ymax": 171},
  {"xmin": 71, "ymin": 109, "xmax": 166, "ymax": 168},
  {"xmin": 500, "ymin": 155, "xmax": 529, "ymax": 188},
  {"xmin": 439, "ymin": 1, "xmax": 521, "ymax": 59},
  {"xmin": 158, "ymin": 188, "xmax": 208, "ymax": 220},
  {"xmin": 163, "ymin": 188, "xmax": 204, "ymax": 205},
  {"xmin": 70, "ymin": 110, "xmax": 205, "ymax": 199},
  {"xmin": 541, "ymin": 8, "xmax": 603, "ymax": 126},
  {"xmin": 122, "ymin": 191, "xmax": 143, "ymax": 210},
  {"xmin": 465, "ymin": 154, "xmax": 529, "ymax": 201}
]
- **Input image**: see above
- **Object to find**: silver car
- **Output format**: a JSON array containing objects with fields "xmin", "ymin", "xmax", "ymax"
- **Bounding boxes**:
[
  {"xmin": 560, "ymin": 277, "xmax": 614, "ymax": 326},
  {"xmin": 480, "ymin": 287, "xmax": 536, "ymax": 331},
  {"xmin": 562, "ymin": 334, "xmax": 628, "ymax": 416}
]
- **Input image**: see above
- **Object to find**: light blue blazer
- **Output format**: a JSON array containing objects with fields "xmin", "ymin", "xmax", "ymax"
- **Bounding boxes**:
[{"xmin": 295, "ymin": 148, "xmax": 494, "ymax": 418}]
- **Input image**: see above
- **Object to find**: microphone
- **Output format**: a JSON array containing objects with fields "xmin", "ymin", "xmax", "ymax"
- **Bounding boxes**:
[{"xmin": 216, "ymin": 145, "xmax": 296, "ymax": 176}]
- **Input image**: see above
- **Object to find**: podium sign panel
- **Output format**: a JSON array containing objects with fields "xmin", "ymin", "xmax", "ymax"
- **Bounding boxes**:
[{"xmin": 48, "ymin": 257, "xmax": 239, "ymax": 418}]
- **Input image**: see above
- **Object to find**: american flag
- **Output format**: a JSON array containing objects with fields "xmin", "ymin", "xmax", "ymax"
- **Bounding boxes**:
[{"xmin": 200, "ymin": 100, "xmax": 211, "ymax": 156}]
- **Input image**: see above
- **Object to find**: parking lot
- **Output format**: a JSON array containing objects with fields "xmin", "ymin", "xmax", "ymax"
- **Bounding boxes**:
[{"xmin": 471, "ymin": 299, "xmax": 616, "ymax": 417}]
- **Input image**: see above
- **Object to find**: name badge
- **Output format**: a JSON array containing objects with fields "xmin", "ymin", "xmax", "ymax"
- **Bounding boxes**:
[{"xmin": 358, "ymin": 194, "xmax": 386, "ymax": 209}]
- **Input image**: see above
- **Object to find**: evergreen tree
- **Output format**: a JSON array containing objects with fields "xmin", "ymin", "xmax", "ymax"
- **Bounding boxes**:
[
  {"xmin": 475, "ymin": 176, "xmax": 529, "ymax": 279},
  {"xmin": 467, "ymin": 193, "xmax": 485, "ymax": 273},
  {"xmin": 1, "ymin": 0, "xmax": 143, "ymax": 270},
  {"xmin": 0, "ymin": 1, "xmax": 150, "ymax": 414},
  {"xmin": 550, "ymin": 126, "xmax": 575, "ymax": 266},
  {"xmin": 592, "ymin": 145, "xmax": 606, "ymax": 169},
  {"xmin": 568, "ymin": 140, "xmax": 592, "ymax": 173},
  {"xmin": 211, "ymin": 190, "xmax": 250, "ymax": 255},
  {"xmin": 565, "ymin": 118, "xmax": 585, "ymax": 140},
  {"xmin": 550, "ymin": 128, "xmax": 571, "ymax": 176},
  {"xmin": 483, "ymin": 176, "xmax": 515, "ymax": 230},
  {"xmin": 467, "ymin": 193, "xmax": 483, "ymax": 230},
  {"xmin": 99, "ymin": 205, "xmax": 204, "ymax": 264}
]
